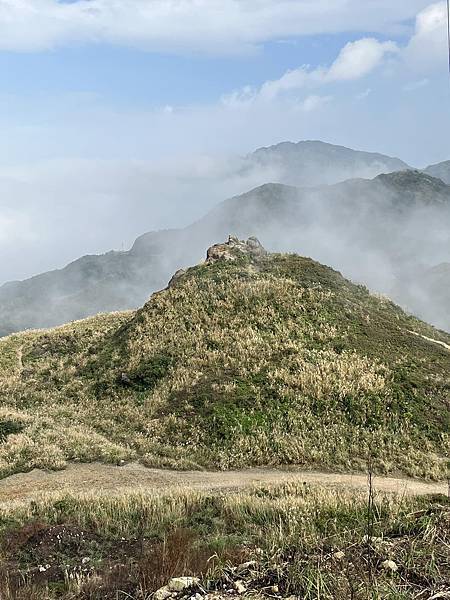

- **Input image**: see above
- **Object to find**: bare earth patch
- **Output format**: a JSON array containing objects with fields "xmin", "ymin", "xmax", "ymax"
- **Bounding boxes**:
[
  {"xmin": 0, "ymin": 462, "xmax": 446, "ymax": 506},
  {"xmin": 408, "ymin": 329, "xmax": 450, "ymax": 351}
]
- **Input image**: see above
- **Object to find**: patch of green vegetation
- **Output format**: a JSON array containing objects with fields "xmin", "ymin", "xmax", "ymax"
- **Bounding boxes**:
[
  {"xmin": 0, "ymin": 420, "xmax": 24, "ymax": 442},
  {"xmin": 123, "ymin": 354, "xmax": 174, "ymax": 391}
]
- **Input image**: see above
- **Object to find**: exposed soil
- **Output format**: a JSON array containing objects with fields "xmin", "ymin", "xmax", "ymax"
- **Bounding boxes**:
[
  {"xmin": 408, "ymin": 329, "xmax": 450, "ymax": 351},
  {"xmin": 0, "ymin": 462, "xmax": 446, "ymax": 506}
]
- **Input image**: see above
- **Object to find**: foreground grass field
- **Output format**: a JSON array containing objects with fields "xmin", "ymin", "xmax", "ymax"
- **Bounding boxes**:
[
  {"xmin": 0, "ymin": 238, "xmax": 449, "ymax": 479},
  {"xmin": 0, "ymin": 483, "xmax": 448, "ymax": 599}
]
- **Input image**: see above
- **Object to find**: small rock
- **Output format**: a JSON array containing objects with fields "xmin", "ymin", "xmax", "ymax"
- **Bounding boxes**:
[
  {"xmin": 382, "ymin": 559, "xmax": 398, "ymax": 572},
  {"xmin": 236, "ymin": 561, "xmax": 257, "ymax": 573},
  {"xmin": 81, "ymin": 557, "xmax": 90, "ymax": 564},
  {"xmin": 363, "ymin": 535, "xmax": 383, "ymax": 544},
  {"xmin": 168, "ymin": 577, "xmax": 200, "ymax": 592},
  {"xmin": 234, "ymin": 581, "xmax": 247, "ymax": 595},
  {"xmin": 333, "ymin": 551, "xmax": 345, "ymax": 560},
  {"xmin": 120, "ymin": 372, "xmax": 132, "ymax": 385},
  {"xmin": 270, "ymin": 585, "xmax": 279, "ymax": 594},
  {"xmin": 154, "ymin": 586, "xmax": 172, "ymax": 600},
  {"xmin": 38, "ymin": 565, "xmax": 47, "ymax": 573}
]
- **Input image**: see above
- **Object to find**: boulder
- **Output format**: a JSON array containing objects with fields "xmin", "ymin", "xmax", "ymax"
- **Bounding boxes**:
[
  {"xmin": 153, "ymin": 586, "xmax": 171, "ymax": 600},
  {"xmin": 168, "ymin": 577, "xmax": 200, "ymax": 592},
  {"xmin": 381, "ymin": 559, "xmax": 398, "ymax": 572}
]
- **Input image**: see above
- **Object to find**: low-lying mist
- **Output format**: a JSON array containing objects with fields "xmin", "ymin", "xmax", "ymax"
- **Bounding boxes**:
[
  {"xmin": 0, "ymin": 141, "xmax": 418, "ymax": 285},
  {"xmin": 0, "ymin": 155, "xmax": 282, "ymax": 284},
  {"xmin": 0, "ymin": 143, "xmax": 449, "ymax": 336}
]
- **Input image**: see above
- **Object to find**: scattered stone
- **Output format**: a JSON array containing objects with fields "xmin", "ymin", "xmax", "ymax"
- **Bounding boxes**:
[
  {"xmin": 154, "ymin": 586, "xmax": 172, "ymax": 600},
  {"xmin": 363, "ymin": 535, "xmax": 383, "ymax": 544},
  {"xmin": 382, "ymin": 559, "xmax": 398, "ymax": 572},
  {"xmin": 236, "ymin": 561, "xmax": 257, "ymax": 574},
  {"xmin": 120, "ymin": 372, "xmax": 132, "ymax": 385},
  {"xmin": 234, "ymin": 581, "xmax": 247, "ymax": 595},
  {"xmin": 168, "ymin": 577, "xmax": 201, "ymax": 592},
  {"xmin": 81, "ymin": 557, "xmax": 90, "ymax": 564},
  {"xmin": 333, "ymin": 551, "xmax": 345, "ymax": 560}
]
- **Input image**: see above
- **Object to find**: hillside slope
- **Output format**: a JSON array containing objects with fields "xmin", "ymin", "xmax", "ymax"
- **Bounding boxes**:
[
  {"xmin": 0, "ymin": 238, "xmax": 448, "ymax": 480},
  {"xmin": 1, "ymin": 170, "xmax": 450, "ymax": 336}
]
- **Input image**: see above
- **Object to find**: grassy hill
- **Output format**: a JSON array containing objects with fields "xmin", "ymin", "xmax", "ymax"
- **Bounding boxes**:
[{"xmin": 0, "ymin": 238, "xmax": 448, "ymax": 480}]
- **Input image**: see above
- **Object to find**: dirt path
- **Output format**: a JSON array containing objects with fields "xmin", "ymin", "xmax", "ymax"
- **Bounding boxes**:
[
  {"xmin": 408, "ymin": 330, "xmax": 450, "ymax": 351},
  {"xmin": 0, "ymin": 462, "xmax": 446, "ymax": 505}
]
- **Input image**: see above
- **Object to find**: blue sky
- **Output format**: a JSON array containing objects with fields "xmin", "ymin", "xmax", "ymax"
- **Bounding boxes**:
[
  {"xmin": 1, "ymin": 33, "xmax": 397, "ymax": 107},
  {"xmin": 0, "ymin": 0, "xmax": 449, "ymax": 282}
]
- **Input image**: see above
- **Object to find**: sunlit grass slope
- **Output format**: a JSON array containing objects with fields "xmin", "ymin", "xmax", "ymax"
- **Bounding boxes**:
[{"xmin": 0, "ymin": 240, "xmax": 448, "ymax": 478}]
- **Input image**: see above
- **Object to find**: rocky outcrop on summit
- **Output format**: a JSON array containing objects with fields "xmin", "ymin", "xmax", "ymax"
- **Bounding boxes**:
[
  {"xmin": 167, "ymin": 237, "xmax": 266, "ymax": 288},
  {"xmin": 206, "ymin": 236, "xmax": 267, "ymax": 263}
]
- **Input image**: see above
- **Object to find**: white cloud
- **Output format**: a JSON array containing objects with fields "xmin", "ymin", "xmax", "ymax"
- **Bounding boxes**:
[
  {"xmin": 258, "ymin": 67, "xmax": 322, "ymax": 101},
  {"xmin": 0, "ymin": 209, "xmax": 35, "ymax": 245},
  {"xmin": 403, "ymin": 78, "xmax": 430, "ymax": 91},
  {"xmin": 326, "ymin": 39, "xmax": 398, "ymax": 81},
  {"xmin": 297, "ymin": 95, "xmax": 332, "ymax": 112},
  {"xmin": 356, "ymin": 88, "xmax": 372, "ymax": 101},
  {"xmin": 223, "ymin": 0, "xmax": 448, "ymax": 108},
  {"xmin": 0, "ymin": 0, "xmax": 435, "ymax": 54},
  {"xmin": 225, "ymin": 38, "xmax": 398, "ymax": 104},
  {"xmin": 404, "ymin": 2, "xmax": 448, "ymax": 70}
]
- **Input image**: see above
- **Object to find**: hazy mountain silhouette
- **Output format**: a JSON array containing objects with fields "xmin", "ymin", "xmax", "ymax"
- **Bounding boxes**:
[
  {"xmin": 1, "ymin": 163, "xmax": 449, "ymax": 335},
  {"xmin": 424, "ymin": 160, "xmax": 450, "ymax": 184}
]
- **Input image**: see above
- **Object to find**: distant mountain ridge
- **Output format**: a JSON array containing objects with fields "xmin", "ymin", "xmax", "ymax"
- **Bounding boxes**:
[
  {"xmin": 247, "ymin": 140, "xmax": 411, "ymax": 186},
  {"xmin": 1, "ymin": 141, "xmax": 449, "ymax": 336},
  {"xmin": 424, "ymin": 160, "xmax": 450, "ymax": 184}
]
